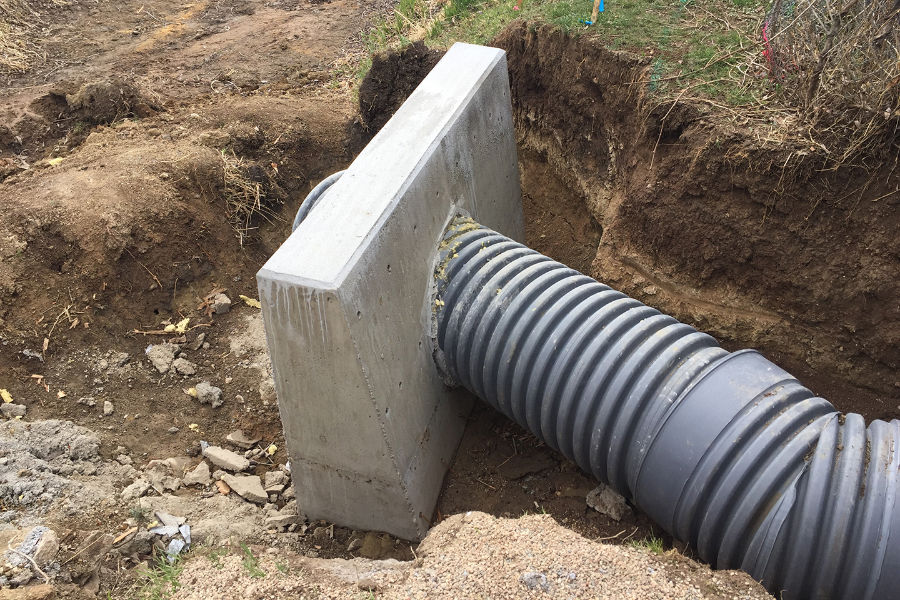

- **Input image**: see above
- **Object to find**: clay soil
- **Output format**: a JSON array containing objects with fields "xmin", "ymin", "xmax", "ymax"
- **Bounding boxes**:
[{"xmin": 0, "ymin": 0, "xmax": 896, "ymax": 598}]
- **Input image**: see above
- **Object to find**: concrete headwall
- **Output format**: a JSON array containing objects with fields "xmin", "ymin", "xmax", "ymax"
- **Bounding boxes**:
[{"xmin": 257, "ymin": 43, "xmax": 524, "ymax": 540}]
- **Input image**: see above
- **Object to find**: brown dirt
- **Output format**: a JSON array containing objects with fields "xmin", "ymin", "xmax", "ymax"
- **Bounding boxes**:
[
  {"xmin": 0, "ymin": 2, "xmax": 894, "ymax": 598},
  {"xmin": 494, "ymin": 21, "xmax": 900, "ymax": 421}
]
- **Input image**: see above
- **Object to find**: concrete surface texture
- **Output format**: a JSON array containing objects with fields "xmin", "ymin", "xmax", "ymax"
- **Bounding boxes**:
[{"xmin": 257, "ymin": 42, "xmax": 525, "ymax": 540}]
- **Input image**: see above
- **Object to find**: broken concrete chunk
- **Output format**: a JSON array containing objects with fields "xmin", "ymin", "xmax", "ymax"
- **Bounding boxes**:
[
  {"xmin": 121, "ymin": 478, "xmax": 152, "ymax": 501},
  {"xmin": 212, "ymin": 293, "xmax": 231, "ymax": 314},
  {"xmin": 265, "ymin": 513, "xmax": 301, "ymax": 529},
  {"xmin": 146, "ymin": 343, "xmax": 180, "ymax": 374},
  {"xmin": 586, "ymin": 483, "xmax": 630, "ymax": 521},
  {"xmin": 103, "ymin": 401, "xmax": 114, "ymax": 416},
  {"xmin": 31, "ymin": 529, "xmax": 59, "ymax": 567},
  {"xmin": 164, "ymin": 456, "xmax": 193, "ymax": 476},
  {"xmin": 183, "ymin": 461, "xmax": 211, "ymax": 486},
  {"xmin": 1, "ymin": 403, "xmax": 26, "ymax": 418},
  {"xmin": 195, "ymin": 381, "xmax": 223, "ymax": 408},
  {"xmin": 202, "ymin": 445, "xmax": 249, "ymax": 472},
  {"xmin": 221, "ymin": 474, "xmax": 267, "ymax": 504},
  {"xmin": 172, "ymin": 358, "xmax": 197, "ymax": 376},
  {"xmin": 264, "ymin": 470, "xmax": 288, "ymax": 493},
  {"xmin": 226, "ymin": 429, "xmax": 260, "ymax": 449}
]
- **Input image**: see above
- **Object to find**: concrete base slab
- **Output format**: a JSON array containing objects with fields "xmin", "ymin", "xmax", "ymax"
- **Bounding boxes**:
[{"xmin": 257, "ymin": 43, "xmax": 524, "ymax": 540}]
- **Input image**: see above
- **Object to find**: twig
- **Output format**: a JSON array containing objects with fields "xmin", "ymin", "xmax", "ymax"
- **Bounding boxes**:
[
  {"xmin": 7, "ymin": 540, "xmax": 50, "ymax": 582},
  {"xmin": 474, "ymin": 478, "xmax": 496, "ymax": 490},
  {"xmin": 622, "ymin": 527, "xmax": 640, "ymax": 542},
  {"xmin": 124, "ymin": 248, "xmax": 163, "ymax": 289},
  {"xmin": 419, "ymin": 512, "xmax": 434, "ymax": 527},
  {"xmin": 594, "ymin": 529, "xmax": 626, "ymax": 543}
]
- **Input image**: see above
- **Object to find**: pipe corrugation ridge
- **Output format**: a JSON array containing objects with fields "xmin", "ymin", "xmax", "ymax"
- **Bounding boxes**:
[{"xmin": 432, "ymin": 217, "xmax": 900, "ymax": 600}]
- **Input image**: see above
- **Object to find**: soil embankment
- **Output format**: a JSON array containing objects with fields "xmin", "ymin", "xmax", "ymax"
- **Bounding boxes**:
[{"xmin": 493, "ymin": 22, "xmax": 900, "ymax": 420}]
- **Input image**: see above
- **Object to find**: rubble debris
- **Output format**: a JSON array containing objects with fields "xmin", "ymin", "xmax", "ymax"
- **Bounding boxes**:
[
  {"xmin": 183, "ymin": 462, "xmax": 211, "ymax": 487},
  {"xmin": 194, "ymin": 382, "xmax": 223, "ymax": 408},
  {"xmin": 188, "ymin": 332, "xmax": 206, "ymax": 352},
  {"xmin": 121, "ymin": 479, "xmax": 152, "ymax": 501},
  {"xmin": 172, "ymin": 357, "xmax": 197, "ymax": 376},
  {"xmin": 226, "ymin": 430, "xmax": 259, "ymax": 449},
  {"xmin": 263, "ymin": 470, "xmax": 288, "ymax": 493},
  {"xmin": 1, "ymin": 404, "xmax": 26, "ymax": 418},
  {"xmin": 145, "ymin": 343, "xmax": 180, "ymax": 374},
  {"xmin": 220, "ymin": 474, "xmax": 267, "ymax": 504},
  {"xmin": 202, "ymin": 445, "xmax": 249, "ymax": 472},
  {"xmin": 586, "ymin": 483, "xmax": 630, "ymax": 521},
  {"xmin": 212, "ymin": 293, "xmax": 232, "ymax": 314},
  {"xmin": 102, "ymin": 401, "xmax": 114, "ymax": 416}
]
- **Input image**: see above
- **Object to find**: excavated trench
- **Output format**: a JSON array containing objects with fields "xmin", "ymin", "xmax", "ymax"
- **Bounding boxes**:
[{"xmin": 359, "ymin": 23, "xmax": 900, "ymax": 422}]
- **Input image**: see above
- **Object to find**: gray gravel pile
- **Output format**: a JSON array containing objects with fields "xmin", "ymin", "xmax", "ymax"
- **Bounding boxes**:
[{"xmin": 0, "ymin": 420, "xmax": 135, "ymax": 518}]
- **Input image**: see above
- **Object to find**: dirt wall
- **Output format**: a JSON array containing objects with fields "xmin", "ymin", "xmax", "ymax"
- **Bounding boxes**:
[{"xmin": 493, "ymin": 22, "xmax": 900, "ymax": 419}]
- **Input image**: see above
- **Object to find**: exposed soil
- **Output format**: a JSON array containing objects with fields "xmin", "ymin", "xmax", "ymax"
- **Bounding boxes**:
[
  {"xmin": 495, "ymin": 22, "xmax": 900, "ymax": 421},
  {"xmin": 0, "ymin": 0, "xmax": 895, "ymax": 598}
]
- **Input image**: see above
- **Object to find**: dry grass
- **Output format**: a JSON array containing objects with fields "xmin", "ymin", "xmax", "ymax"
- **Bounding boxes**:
[
  {"xmin": 0, "ymin": 0, "xmax": 38, "ymax": 74},
  {"xmin": 764, "ymin": 0, "xmax": 900, "ymax": 167},
  {"xmin": 220, "ymin": 151, "xmax": 283, "ymax": 247}
]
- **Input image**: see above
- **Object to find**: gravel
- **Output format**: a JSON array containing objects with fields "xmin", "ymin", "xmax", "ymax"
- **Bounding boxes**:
[{"xmin": 169, "ymin": 511, "xmax": 774, "ymax": 600}]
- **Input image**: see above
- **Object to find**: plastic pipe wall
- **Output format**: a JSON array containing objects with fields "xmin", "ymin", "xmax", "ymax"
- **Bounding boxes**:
[{"xmin": 432, "ymin": 217, "xmax": 900, "ymax": 600}]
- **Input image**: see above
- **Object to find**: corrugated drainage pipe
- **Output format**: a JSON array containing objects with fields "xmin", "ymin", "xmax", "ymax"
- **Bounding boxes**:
[
  {"xmin": 432, "ymin": 217, "xmax": 900, "ymax": 600},
  {"xmin": 292, "ymin": 170, "xmax": 345, "ymax": 232}
]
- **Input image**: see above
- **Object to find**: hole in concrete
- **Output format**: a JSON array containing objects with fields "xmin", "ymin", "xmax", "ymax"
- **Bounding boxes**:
[
  {"xmin": 387, "ymin": 264, "xmax": 392, "ymax": 273},
  {"xmin": 398, "ymin": 381, "xmax": 402, "ymax": 389}
]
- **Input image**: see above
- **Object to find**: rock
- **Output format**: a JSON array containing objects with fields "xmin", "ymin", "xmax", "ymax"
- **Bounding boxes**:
[
  {"xmin": 195, "ymin": 382, "xmax": 223, "ymax": 408},
  {"xmin": 116, "ymin": 454, "xmax": 133, "ymax": 466},
  {"xmin": 226, "ymin": 430, "xmax": 259, "ymax": 449},
  {"xmin": 146, "ymin": 343, "xmax": 180, "ymax": 374},
  {"xmin": 282, "ymin": 485, "xmax": 296, "ymax": 501},
  {"xmin": 1, "ymin": 404, "xmax": 26, "ymax": 418},
  {"xmin": 586, "ymin": 483, "xmax": 630, "ymax": 521},
  {"xmin": 202, "ymin": 445, "xmax": 249, "ymax": 472},
  {"xmin": 347, "ymin": 538, "xmax": 364, "ymax": 552},
  {"xmin": 264, "ymin": 470, "xmax": 288, "ymax": 492},
  {"xmin": 188, "ymin": 332, "xmax": 206, "ymax": 352},
  {"xmin": 265, "ymin": 514, "xmax": 301, "ymax": 529},
  {"xmin": 8, "ymin": 570, "xmax": 33, "ymax": 587},
  {"xmin": 32, "ymin": 529, "xmax": 59, "ymax": 567},
  {"xmin": 164, "ymin": 456, "xmax": 193, "ymax": 476},
  {"xmin": 183, "ymin": 462, "xmax": 211, "ymax": 486},
  {"xmin": 172, "ymin": 358, "xmax": 196, "ymax": 376},
  {"xmin": 212, "ymin": 469, "xmax": 226, "ymax": 480},
  {"xmin": 313, "ymin": 526, "xmax": 330, "ymax": 539},
  {"xmin": 0, "ymin": 584, "xmax": 56, "ymax": 599},
  {"xmin": 98, "ymin": 359, "xmax": 109, "ymax": 370},
  {"xmin": 220, "ymin": 474, "xmax": 267, "ymax": 504},
  {"xmin": 521, "ymin": 572, "xmax": 550, "ymax": 592},
  {"xmin": 103, "ymin": 401, "xmax": 114, "ymax": 416},
  {"xmin": 279, "ymin": 500, "xmax": 300, "ymax": 516},
  {"xmin": 78, "ymin": 397, "xmax": 97, "ymax": 407},
  {"xmin": 359, "ymin": 532, "xmax": 392, "ymax": 560},
  {"xmin": 121, "ymin": 478, "xmax": 152, "ymax": 501},
  {"xmin": 112, "ymin": 351, "xmax": 130, "ymax": 367},
  {"xmin": 167, "ymin": 427, "xmax": 180, "ymax": 434},
  {"xmin": 212, "ymin": 293, "xmax": 231, "ymax": 314}
]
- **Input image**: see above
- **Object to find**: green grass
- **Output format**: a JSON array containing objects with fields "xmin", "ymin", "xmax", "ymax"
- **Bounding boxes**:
[
  {"xmin": 240, "ymin": 542, "xmax": 267, "ymax": 579},
  {"xmin": 629, "ymin": 534, "xmax": 666, "ymax": 554},
  {"xmin": 416, "ymin": 0, "xmax": 769, "ymax": 107},
  {"xmin": 137, "ymin": 554, "xmax": 184, "ymax": 600}
]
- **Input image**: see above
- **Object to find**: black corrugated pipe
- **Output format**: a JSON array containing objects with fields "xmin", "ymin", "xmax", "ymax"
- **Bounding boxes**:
[{"xmin": 432, "ymin": 216, "xmax": 900, "ymax": 600}]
